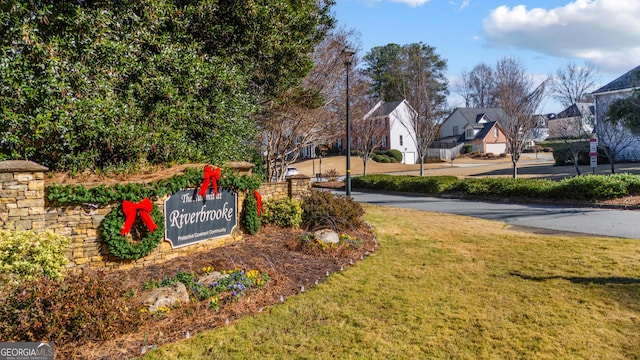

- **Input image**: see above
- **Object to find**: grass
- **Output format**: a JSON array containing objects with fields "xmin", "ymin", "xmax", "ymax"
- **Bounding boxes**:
[{"xmin": 144, "ymin": 204, "xmax": 640, "ymax": 359}]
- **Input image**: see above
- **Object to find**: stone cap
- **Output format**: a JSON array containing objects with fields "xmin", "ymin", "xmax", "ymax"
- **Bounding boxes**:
[
  {"xmin": 0, "ymin": 160, "xmax": 49, "ymax": 173},
  {"xmin": 227, "ymin": 161, "xmax": 255, "ymax": 172},
  {"xmin": 287, "ymin": 174, "xmax": 310, "ymax": 180}
]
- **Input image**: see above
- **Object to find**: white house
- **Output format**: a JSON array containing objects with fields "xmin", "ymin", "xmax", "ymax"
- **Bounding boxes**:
[
  {"xmin": 363, "ymin": 99, "xmax": 418, "ymax": 164},
  {"xmin": 592, "ymin": 65, "xmax": 640, "ymax": 161}
]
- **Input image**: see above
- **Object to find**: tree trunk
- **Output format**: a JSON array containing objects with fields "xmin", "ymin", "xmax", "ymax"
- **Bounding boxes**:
[
  {"xmin": 572, "ymin": 155, "xmax": 581, "ymax": 176},
  {"xmin": 512, "ymin": 159, "xmax": 518, "ymax": 179},
  {"xmin": 362, "ymin": 156, "xmax": 368, "ymax": 176},
  {"xmin": 610, "ymin": 159, "xmax": 616, "ymax": 174},
  {"xmin": 419, "ymin": 159, "xmax": 425, "ymax": 176}
]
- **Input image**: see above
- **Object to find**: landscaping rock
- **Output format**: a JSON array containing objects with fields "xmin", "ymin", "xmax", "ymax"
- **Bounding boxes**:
[
  {"xmin": 314, "ymin": 229, "xmax": 339, "ymax": 244},
  {"xmin": 198, "ymin": 271, "xmax": 229, "ymax": 285},
  {"xmin": 141, "ymin": 282, "xmax": 190, "ymax": 312}
]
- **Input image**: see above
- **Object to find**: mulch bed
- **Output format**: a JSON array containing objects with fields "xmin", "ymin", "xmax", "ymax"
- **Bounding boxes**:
[{"xmin": 60, "ymin": 224, "xmax": 377, "ymax": 359}]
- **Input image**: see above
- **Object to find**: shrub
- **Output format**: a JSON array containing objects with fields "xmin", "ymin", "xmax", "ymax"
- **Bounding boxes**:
[
  {"xmin": 352, "ymin": 173, "xmax": 640, "ymax": 202},
  {"xmin": 552, "ymin": 145, "xmax": 607, "ymax": 166},
  {"xmin": 0, "ymin": 270, "xmax": 142, "ymax": 344},
  {"xmin": 243, "ymin": 192, "xmax": 261, "ymax": 235},
  {"xmin": 323, "ymin": 169, "xmax": 340, "ymax": 181},
  {"xmin": 386, "ymin": 149, "xmax": 403, "ymax": 162},
  {"xmin": 351, "ymin": 174, "xmax": 400, "ymax": 191},
  {"xmin": 0, "ymin": 227, "xmax": 71, "ymax": 284},
  {"xmin": 353, "ymin": 174, "xmax": 459, "ymax": 194},
  {"xmin": 372, "ymin": 154, "xmax": 392, "ymax": 163},
  {"xmin": 552, "ymin": 175, "xmax": 628, "ymax": 201},
  {"xmin": 261, "ymin": 198, "xmax": 303, "ymax": 228},
  {"xmin": 612, "ymin": 173, "xmax": 640, "ymax": 195},
  {"xmin": 301, "ymin": 190, "xmax": 364, "ymax": 232}
]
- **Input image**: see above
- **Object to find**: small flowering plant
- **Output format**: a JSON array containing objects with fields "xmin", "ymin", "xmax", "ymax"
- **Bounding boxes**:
[
  {"xmin": 299, "ymin": 233, "xmax": 362, "ymax": 251},
  {"xmin": 339, "ymin": 233, "xmax": 362, "ymax": 249},
  {"xmin": 143, "ymin": 266, "xmax": 270, "ymax": 312},
  {"xmin": 300, "ymin": 234, "xmax": 336, "ymax": 251}
]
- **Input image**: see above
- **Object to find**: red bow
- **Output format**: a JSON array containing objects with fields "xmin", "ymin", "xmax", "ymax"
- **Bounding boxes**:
[
  {"xmin": 120, "ymin": 198, "xmax": 158, "ymax": 235},
  {"xmin": 198, "ymin": 165, "xmax": 221, "ymax": 198},
  {"xmin": 254, "ymin": 190, "xmax": 263, "ymax": 216}
]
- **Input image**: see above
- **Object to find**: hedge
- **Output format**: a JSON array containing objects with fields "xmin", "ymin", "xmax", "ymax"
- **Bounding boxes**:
[{"xmin": 352, "ymin": 173, "xmax": 640, "ymax": 202}]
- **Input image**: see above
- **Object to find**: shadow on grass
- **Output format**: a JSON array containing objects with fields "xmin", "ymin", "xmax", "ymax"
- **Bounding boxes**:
[{"xmin": 510, "ymin": 272, "xmax": 640, "ymax": 285}]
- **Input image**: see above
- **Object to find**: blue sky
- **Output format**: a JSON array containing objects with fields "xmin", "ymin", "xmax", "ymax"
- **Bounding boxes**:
[{"xmin": 333, "ymin": 0, "xmax": 640, "ymax": 113}]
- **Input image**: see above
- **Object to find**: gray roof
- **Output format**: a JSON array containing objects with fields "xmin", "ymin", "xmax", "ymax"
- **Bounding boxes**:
[
  {"xmin": 448, "ymin": 107, "xmax": 508, "ymax": 125},
  {"xmin": 474, "ymin": 121, "xmax": 497, "ymax": 140},
  {"xmin": 555, "ymin": 103, "xmax": 594, "ymax": 119},
  {"xmin": 367, "ymin": 100, "xmax": 405, "ymax": 118},
  {"xmin": 592, "ymin": 65, "xmax": 640, "ymax": 94}
]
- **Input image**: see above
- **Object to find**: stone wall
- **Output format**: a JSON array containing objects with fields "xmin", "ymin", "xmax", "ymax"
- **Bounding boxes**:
[
  {"xmin": 0, "ymin": 161, "xmax": 47, "ymax": 231},
  {"xmin": 258, "ymin": 174, "xmax": 312, "ymax": 202},
  {"xmin": 0, "ymin": 161, "xmax": 311, "ymax": 270}
]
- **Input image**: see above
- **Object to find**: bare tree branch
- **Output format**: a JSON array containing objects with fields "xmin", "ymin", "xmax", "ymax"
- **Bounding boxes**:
[{"xmin": 550, "ymin": 62, "xmax": 599, "ymax": 108}]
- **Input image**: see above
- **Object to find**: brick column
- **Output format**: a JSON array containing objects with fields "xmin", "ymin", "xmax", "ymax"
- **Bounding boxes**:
[{"xmin": 0, "ymin": 160, "xmax": 48, "ymax": 230}]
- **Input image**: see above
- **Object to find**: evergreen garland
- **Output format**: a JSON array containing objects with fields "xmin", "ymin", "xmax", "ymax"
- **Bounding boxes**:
[
  {"xmin": 47, "ymin": 166, "xmax": 263, "ymax": 259},
  {"xmin": 47, "ymin": 167, "xmax": 261, "ymax": 205}
]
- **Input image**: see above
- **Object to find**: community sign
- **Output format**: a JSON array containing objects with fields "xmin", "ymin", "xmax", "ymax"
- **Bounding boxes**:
[{"xmin": 164, "ymin": 189, "xmax": 237, "ymax": 248}]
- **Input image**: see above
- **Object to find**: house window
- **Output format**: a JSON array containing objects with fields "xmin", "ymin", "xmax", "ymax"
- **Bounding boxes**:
[
  {"xmin": 382, "ymin": 136, "xmax": 388, "ymax": 147},
  {"xmin": 399, "ymin": 135, "xmax": 403, "ymax": 146},
  {"xmin": 466, "ymin": 129, "xmax": 474, "ymax": 139},
  {"xmin": 453, "ymin": 126, "xmax": 459, "ymax": 136},
  {"xmin": 494, "ymin": 128, "xmax": 498, "ymax": 138},
  {"xmin": 382, "ymin": 117, "xmax": 388, "ymax": 128},
  {"xmin": 337, "ymin": 139, "xmax": 343, "ymax": 149}
]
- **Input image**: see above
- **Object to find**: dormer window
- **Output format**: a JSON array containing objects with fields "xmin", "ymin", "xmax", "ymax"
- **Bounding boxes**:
[{"xmin": 465, "ymin": 128, "xmax": 474, "ymax": 139}]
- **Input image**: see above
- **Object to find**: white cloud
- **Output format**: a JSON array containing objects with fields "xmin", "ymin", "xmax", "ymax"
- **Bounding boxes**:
[
  {"xmin": 482, "ymin": 0, "xmax": 640, "ymax": 73},
  {"xmin": 447, "ymin": 0, "xmax": 469, "ymax": 9},
  {"xmin": 390, "ymin": 0, "xmax": 431, "ymax": 7}
]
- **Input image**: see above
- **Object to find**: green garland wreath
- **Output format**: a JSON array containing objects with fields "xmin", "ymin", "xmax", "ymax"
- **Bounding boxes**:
[{"xmin": 101, "ymin": 203, "xmax": 165, "ymax": 260}]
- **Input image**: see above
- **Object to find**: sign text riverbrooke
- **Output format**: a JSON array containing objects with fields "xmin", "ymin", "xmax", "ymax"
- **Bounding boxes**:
[{"xmin": 164, "ymin": 189, "xmax": 237, "ymax": 248}]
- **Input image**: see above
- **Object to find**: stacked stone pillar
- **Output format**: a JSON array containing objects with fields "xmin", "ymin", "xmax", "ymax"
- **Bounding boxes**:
[
  {"xmin": 0, "ymin": 160, "xmax": 48, "ymax": 231},
  {"xmin": 288, "ymin": 174, "xmax": 312, "ymax": 199}
]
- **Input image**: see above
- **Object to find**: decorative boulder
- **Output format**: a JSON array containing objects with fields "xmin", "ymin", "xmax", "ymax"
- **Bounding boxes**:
[
  {"xmin": 314, "ymin": 229, "xmax": 339, "ymax": 244},
  {"xmin": 198, "ymin": 271, "xmax": 229, "ymax": 286},
  {"xmin": 141, "ymin": 282, "xmax": 190, "ymax": 312}
]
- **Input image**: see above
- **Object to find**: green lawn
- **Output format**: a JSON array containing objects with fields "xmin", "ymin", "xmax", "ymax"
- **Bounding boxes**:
[{"xmin": 145, "ymin": 205, "xmax": 640, "ymax": 359}]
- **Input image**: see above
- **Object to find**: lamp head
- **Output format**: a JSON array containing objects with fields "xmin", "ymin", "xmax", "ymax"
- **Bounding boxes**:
[{"xmin": 342, "ymin": 47, "xmax": 355, "ymax": 65}]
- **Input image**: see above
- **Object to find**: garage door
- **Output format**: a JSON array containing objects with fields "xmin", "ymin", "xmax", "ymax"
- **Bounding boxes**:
[
  {"xmin": 403, "ymin": 152, "xmax": 416, "ymax": 164},
  {"xmin": 485, "ymin": 143, "xmax": 506, "ymax": 155}
]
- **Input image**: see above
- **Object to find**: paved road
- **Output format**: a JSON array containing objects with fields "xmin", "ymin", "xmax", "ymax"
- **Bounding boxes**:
[{"xmin": 348, "ymin": 191, "xmax": 640, "ymax": 239}]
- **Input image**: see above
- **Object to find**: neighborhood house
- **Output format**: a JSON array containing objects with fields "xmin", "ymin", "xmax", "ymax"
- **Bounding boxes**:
[
  {"xmin": 592, "ymin": 64, "xmax": 640, "ymax": 162},
  {"xmin": 361, "ymin": 99, "xmax": 419, "ymax": 164},
  {"xmin": 437, "ymin": 108, "xmax": 509, "ymax": 154}
]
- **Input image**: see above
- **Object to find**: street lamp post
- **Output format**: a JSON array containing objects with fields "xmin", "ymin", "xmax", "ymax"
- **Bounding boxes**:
[{"xmin": 343, "ymin": 47, "xmax": 355, "ymax": 196}]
